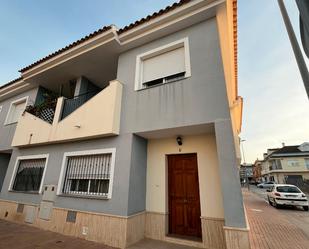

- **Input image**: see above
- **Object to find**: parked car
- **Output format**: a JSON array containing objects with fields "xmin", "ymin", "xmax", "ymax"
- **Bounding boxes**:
[
  {"xmin": 267, "ymin": 184, "xmax": 308, "ymax": 211},
  {"xmin": 257, "ymin": 181, "xmax": 275, "ymax": 189}
]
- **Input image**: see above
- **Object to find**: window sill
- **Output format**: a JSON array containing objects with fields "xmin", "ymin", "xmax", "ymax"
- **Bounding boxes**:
[
  {"xmin": 58, "ymin": 194, "xmax": 110, "ymax": 200},
  {"xmin": 136, "ymin": 76, "xmax": 189, "ymax": 92},
  {"xmin": 9, "ymin": 190, "xmax": 40, "ymax": 195},
  {"xmin": 4, "ymin": 121, "xmax": 18, "ymax": 126}
]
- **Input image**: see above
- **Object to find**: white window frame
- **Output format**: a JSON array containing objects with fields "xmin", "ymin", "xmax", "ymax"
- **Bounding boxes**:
[
  {"xmin": 4, "ymin": 96, "xmax": 29, "ymax": 125},
  {"xmin": 305, "ymin": 158, "xmax": 309, "ymax": 169},
  {"xmin": 134, "ymin": 37, "xmax": 191, "ymax": 91},
  {"xmin": 8, "ymin": 154, "xmax": 49, "ymax": 194},
  {"xmin": 57, "ymin": 148, "xmax": 116, "ymax": 199},
  {"xmin": 287, "ymin": 159, "xmax": 300, "ymax": 167}
]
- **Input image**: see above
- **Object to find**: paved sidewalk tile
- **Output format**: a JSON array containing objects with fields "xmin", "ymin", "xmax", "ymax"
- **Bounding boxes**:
[
  {"xmin": 243, "ymin": 190, "xmax": 309, "ymax": 249},
  {"xmin": 0, "ymin": 219, "xmax": 114, "ymax": 249}
]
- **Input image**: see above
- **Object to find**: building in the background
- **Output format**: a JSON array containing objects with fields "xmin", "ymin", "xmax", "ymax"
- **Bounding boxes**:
[
  {"xmin": 239, "ymin": 164, "xmax": 253, "ymax": 184},
  {"xmin": 253, "ymin": 160, "xmax": 263, "ymax": 183},
  {"xmin": 261, "ymin": 143, "xmax": 309, "ymax": 192}
]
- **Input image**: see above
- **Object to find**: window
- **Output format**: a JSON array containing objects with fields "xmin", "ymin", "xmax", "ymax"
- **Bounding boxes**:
[
  {"xmin": 269, "ymin": 159, "xmax": 282, "ymax": 170},
  {"xmin": 9, "ymin": 155, "xmax": 48, "ymax": 193},
  {"xmin": 58, "ymin": 148, "xmax": 116, "ymax": 198},
  {"xmin": 276, "ymin": 186, "xmax": 301, "ymax": 193},
  {"xmin": 134, "ymin": 38, "xmax": 191, "ymax": 90},
  {"xmin": 5, "ymin": 96, "xmax": 28, "ymax": 125},
  {"xmin": 287, "ymin": 160, "xmax": 299, "ymax": 167},
  {"xmin": 305, "ymin": 158, "xmax": 309, "ymax": 170}
]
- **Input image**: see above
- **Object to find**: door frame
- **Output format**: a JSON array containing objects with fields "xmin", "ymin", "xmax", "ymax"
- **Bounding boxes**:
[{"xmin": 167, "ymin": 153, "xmax": 202, "ymax": 238}]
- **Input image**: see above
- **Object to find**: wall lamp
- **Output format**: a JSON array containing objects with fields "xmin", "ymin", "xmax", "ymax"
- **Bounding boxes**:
[{"xmin": 176, "ymin": 136, "xmax": 183, "ymax": 146}]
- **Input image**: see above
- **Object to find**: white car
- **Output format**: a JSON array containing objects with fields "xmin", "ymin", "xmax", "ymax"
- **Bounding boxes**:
[
  {"xmin": 267, "ymin": 184, "xmax": 308, "ymax": 211},
  {"xmin": 257, "ymin": 181, "xmax": 275, "ymax": 189}
]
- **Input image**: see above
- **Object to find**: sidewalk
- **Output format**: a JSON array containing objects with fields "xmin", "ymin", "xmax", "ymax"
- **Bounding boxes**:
[{"xmin": 243, "ymin": 189, "xmax": 309, "ymax": 249}]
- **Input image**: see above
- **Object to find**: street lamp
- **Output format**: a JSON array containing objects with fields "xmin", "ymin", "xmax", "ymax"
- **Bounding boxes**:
[{"xmin": 240, "ymin": 139, "xmax": 249, "ymax": 190}]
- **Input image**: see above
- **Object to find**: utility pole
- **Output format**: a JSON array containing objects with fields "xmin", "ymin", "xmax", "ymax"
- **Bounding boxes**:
[
  {"xmin": 277, "ymin": 0, "xmax": 309, "ymax": 99},
  {"xmin": 240, "ymin": 139, "xmax": 249, "ymax": 190}
]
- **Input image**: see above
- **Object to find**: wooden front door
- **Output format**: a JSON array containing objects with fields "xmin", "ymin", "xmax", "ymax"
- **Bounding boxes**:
[{"xmin": 168, "ymin": 154, "xmax": 202, "ymax": 238}]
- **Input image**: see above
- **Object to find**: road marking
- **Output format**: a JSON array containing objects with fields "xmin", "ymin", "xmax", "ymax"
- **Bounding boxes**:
[{"xmin": 251, "ymin": 209, "xmax": 263, "ymax": 212}]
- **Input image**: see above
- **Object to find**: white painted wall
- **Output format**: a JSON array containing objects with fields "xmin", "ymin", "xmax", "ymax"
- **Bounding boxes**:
[{"xmin": 146, "ymin": 133, "xmax": 224, "ymax": 219}]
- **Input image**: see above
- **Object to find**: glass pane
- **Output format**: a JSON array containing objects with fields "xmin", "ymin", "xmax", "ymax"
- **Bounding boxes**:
[
  {"xmin": 77, "ymin": 179, "xmax": 89, "ymax": 192},
  {"xmin": 89, "ymin": 179, "xmax": 109, "ymax": 194},
  {"xmin": 13, "ymin": 159, "xmax": 45, "ymax": 192},
  {"xmin": 276, "ymin": 186, "xmax": 301, "ymax": 193}
]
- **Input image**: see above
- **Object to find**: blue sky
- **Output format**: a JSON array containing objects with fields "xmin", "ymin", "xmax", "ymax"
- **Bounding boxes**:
[{"xmin": 0, "ymin": 0, "xmax": 308, "ymax": 162}]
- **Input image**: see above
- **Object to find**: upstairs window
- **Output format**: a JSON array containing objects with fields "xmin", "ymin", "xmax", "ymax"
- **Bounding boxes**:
[
  {"xmin": 287, "ymin": 160, "xmax": 299, "ymax": 167},
  {"xmin": 5, "ymin": 96, "xmax": 28, "ymax": 125},
  {"xmin": 135, "ymin": 38, "xmax": 191, "ymax": 90}
]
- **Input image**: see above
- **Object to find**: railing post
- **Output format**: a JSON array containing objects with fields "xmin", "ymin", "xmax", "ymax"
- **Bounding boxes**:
[{"xmin": 52, "ymin": 97, "xmax": 65, "ymax": 126}]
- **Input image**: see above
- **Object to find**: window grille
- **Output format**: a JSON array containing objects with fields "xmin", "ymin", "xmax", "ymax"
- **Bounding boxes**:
[
  {"xmin": 12, "ymin": 158, "xmax": 46, "ymax": 192},
  {"xmin": 62, "ymin": 153, "xmax": 112, "ymax": 197}
]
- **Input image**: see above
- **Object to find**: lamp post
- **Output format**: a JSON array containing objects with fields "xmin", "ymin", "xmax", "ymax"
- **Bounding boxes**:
[{"xmin": 240, "ymin": 139, "xmax": 249, "ymax": 190}]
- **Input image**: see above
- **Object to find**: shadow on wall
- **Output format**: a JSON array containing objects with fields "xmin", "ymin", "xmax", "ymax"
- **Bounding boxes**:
[{"xmin": 0, "ymin": 153, "xmax": 12, "ymax": 192}]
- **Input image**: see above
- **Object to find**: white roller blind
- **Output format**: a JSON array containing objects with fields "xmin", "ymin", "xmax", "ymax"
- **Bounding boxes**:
[{"xmin": 142, "ymin": 46, "xmax": 185, "ymax": 83}]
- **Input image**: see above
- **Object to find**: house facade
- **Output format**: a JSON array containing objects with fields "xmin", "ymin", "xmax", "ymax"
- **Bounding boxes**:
[
  {"xmin": 253, "ymin": 160, "xmax": 262, "ymax": 183},
  {"xmin": 239, "ymin": 164, "xmax": 253, "ymax": 184},
  {"xmin": 261, "ymin": 143, "xmax": 309, "ymax": 191},
  {"xmin": 0, "ymin": 1, "xmax": 249, "ymax": 249}
]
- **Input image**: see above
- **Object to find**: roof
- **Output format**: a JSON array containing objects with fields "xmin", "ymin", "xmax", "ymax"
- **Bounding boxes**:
[
  {"xmin": 265, "ymin": 144, "xmax": 309, "ymax": 159},
  {"xmin": 1, "ymin": 0, "xmax": 238, "ymax": 94},
  {"xmin": 0, "ymin": 77, "xmax": 23, "ymax": 91},
  {"xmin": 272, "ymin": 146, "xmax": 301, "ymax": 154},
  {"xmin": 19, "ymin": 25, "xmax": 113, "ymax": 73},
  {"xmin": 19, "ymin": 0, "xmax": 192, "ymax": 73}
]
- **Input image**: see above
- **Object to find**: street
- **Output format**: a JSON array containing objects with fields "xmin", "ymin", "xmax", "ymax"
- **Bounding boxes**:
[{"xmin": 244, "ymin": 186, "xmax": 309, "ymax": 248}]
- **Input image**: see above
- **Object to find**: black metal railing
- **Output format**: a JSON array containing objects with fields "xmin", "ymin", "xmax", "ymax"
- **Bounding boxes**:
[{"xmin": 61, "ymin": 91, "xmax": 98, "ymax": 120}]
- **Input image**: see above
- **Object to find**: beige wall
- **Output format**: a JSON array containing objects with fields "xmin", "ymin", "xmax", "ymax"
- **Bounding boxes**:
[
  {"xmin": 146, "ymin": 133, "xmax": 224, "ymax": 219},
  {"xmin": 281, "ymin": 157, "xmax": 309, "ymax": 171},
  {"xmin": 12, "ymin": 80, "xmax": 122, "ymax": 147},
  {"xmin": 272, "ymin": 172, "xmax": 309, "ymax": 184},
  {"xmin": 262, "ymin": 157, "xmax": 309, "ymax": 176}
]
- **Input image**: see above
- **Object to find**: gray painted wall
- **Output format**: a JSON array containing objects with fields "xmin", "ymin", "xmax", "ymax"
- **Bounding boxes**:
[
  {"xmin": 127, "ymin": 135, "xmax": 147, "ymax": 215},
  {"xmin": 0, "ymin": 153, "xmax": 11, "ymax": 192},
  {"xmin": 0, "ymin": 134, "xmax": 134, "ymax": 216},
  {"xmin": 0, "ymin": 88, "xmax": 38, "ymax": 152},
  {"xmin": 117, "ymin": 18, "xmax": 230, "ymax": 135}
]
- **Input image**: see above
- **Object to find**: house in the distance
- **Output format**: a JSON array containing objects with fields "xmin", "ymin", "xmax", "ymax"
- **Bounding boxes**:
[
  {"xmin": 261, "ymin": 143, "xmax": 309, "ymax": 191},
  {"xmin": 253, "ymin": 159, "xmax": 263, "ymax": 183},
  {"xmin": 239, "ymin": 164, "xmax": 253, "ymax": 184},
  {"xmin": 0, "ymin": 1, "xmax": 249, "ymax": 248}
]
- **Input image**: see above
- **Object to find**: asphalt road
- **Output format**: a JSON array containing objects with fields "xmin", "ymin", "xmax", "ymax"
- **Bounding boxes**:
[{"xmin": 248, "ymin": 185, "xmax": 309, "ymax": 238}]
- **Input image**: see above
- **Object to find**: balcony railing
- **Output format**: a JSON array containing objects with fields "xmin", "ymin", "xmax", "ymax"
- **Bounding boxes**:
[
  {"xmin": 25, "ymin": 99, "xmax": 57, "ymax": 124},
  {"xmin": 61, "ymin": 91, "xmax": 98, "ymax": 120},
  {"xmin": 12, "ymin": 80, "xmax": 123, "ymax": 147}
]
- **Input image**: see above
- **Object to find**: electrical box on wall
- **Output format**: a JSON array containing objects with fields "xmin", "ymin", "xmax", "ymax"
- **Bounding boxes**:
[
  {"xmin": 24, "ymin": 206, "xmax": 36, "ymax": 224},
  {"xmin": 42, "ymin": 185, "xmax": 57, "ymax": 202},
  {"xmin": 38, "ymin": 201, "xmax": 53, "ymax": 221}
]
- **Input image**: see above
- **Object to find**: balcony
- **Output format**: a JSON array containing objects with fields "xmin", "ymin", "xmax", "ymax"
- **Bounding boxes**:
[{"xmin": 12, "ymin": 80, "xmax": 122, "ymax": 147}]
